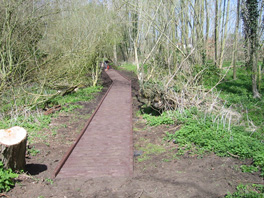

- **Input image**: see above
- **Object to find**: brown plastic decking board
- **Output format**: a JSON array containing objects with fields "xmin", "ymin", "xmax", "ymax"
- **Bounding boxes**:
[{"xmin": 55, "ymin": 69, "xmax": 133, "ymax": 178}]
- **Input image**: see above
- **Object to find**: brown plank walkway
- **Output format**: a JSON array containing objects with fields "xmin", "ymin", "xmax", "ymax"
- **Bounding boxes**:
[{"xmin": 55, "ymin": 69, "xmax": 133, "ymax": 178}]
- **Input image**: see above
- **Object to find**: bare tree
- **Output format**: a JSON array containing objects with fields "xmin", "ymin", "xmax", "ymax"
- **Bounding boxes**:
[
  {"xmin": 232, "ymin": 0, "xmax": 241, "ymax": 80},
  {"xmin": 205, "ymin": 0, "xmax": 210, "ymax": 62},
  {"xmin": 215, "ymin": 0, "xmax": 219, "ymax": 67},
  {"xmin": 0, "ymin": 0, "xmax": 47, "ymax": 93},
  {"xmin": 218, "ymin": 0, "xmax": 230, "ymax": 69}
]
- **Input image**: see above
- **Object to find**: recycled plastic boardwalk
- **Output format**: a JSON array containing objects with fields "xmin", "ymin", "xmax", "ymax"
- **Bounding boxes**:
[{"xmin": 55, "ymin": 69, "xmax": 133, "ymax": 178}]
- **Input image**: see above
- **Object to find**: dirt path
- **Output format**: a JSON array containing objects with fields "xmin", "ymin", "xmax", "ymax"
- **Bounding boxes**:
[
  {"xmin": 5, "ymin": 70, "xmax": 263, "ymax": 198},
  {"xmin": 56, "ymin": 69, "xmax": 133, "ymax": 178}
]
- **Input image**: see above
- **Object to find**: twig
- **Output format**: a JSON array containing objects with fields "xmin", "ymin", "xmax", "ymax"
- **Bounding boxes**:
[
  {"xmin": 227, "ymin": 151, "xmax": 239, "ymax": 158},
  {"xmin": 137, "ymin": 189, "xmax": 144, "ymax": 198},
  {"xmin": 165, "ymin": 47, "xmax": 195, "ymax": 89},
  {"xmin": 166, "ymin": 125, "xmax": 182, "ymax": 132},
  {"xmin": 0, "ymin": 194, "xmax": 10, "ymax": 197}
]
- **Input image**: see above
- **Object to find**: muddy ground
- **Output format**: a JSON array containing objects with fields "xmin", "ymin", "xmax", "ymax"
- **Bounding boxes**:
[{"xmin": 5, "ymin": 70, "xmax": 263, "ymax": 198}]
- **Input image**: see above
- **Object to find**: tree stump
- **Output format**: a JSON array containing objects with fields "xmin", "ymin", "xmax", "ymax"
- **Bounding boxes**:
[{"xmin": 0, "ymin": 126, "xmax": 27, "ymax": 171}]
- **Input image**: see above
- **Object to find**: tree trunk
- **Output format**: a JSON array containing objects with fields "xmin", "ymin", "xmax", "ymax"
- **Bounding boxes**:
[
  {"xmin": 242, "ymin": 0, "xmax": 261, "ymax": 98},
  {"xmin": 258, "ymin": 61, "xmax": 262, "ymax": 91},
  {"xmin": 180, "ymin": 0, "xmax": 185, "ymax": 47},
  {"xmin": 113, "ymin": 43, "xmax": 118, "ymax": 66},
  {"xmin": 200, "ymin": 0, "xmax": 206, "ymax": 64},
  {"xmin": 0, "ymin": 126, "xmax": 27, "ymax": 171},
  {"xmin": 252, "ymin": 44, "xmax": 260, "ymax": 98},
  {"xmin": 219, "ymin": 0, "xmax": 230, "ymax": 69},
  {"xmin": 257, "ymin": 1, "xmax": 264, "ymax": 90},
  {"xmin": 232, "ymin": 0, "xmax": 240, "ymax": 80},
  {"xmin": 215, "ymin": 0, "xmax": 219, "ymax": 67},
  {"xmin": 205, "ymin": 0, "xmax": 209, "ymax": 60},
  {"xmin": 134, "ymin": 41, "xmax": 141, "ymax": 81}
]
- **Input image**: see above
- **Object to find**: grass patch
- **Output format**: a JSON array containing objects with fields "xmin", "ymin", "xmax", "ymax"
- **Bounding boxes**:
[
  {"xmin": 137, "ymin": 143, "xmax": 166, "ymax": 162},
  {"xmin": 118, "ymin": 62, "xmax": 148, "ymax": 74},
  {"xmin": 28, "ymin": 147, "xmax": 40, "ymax": 156},
  {"xmin": 48, "ymin": 86, "xmax": 102, "ymax": 106},
  {"xmin": 226, "ymin": 184, "xmax": 264, "ymax": 197},
  {"xmin": 119, "ymin": 63, "xmax": 137, "ymax": 74}
]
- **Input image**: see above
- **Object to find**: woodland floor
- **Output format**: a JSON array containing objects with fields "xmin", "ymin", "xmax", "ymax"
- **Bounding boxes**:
[{"xmin": 5, "ymin": 70, "xmax": 263, "ymax": 198}]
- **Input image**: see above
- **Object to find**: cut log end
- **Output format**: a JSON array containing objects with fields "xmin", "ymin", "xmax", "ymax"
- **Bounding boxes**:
[
  {"xmin": 0, "ymin": 126, "xmax": 27, "ymax": 171},
  {"xmin": 0, "ymin": 127, "xmax": 27, "ymax": 146}
]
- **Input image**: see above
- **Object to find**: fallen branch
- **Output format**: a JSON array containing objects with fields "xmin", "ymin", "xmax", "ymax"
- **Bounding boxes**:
[
  {"xmin": 227, "ymin": 151, "xmax": 240, "ymax": 158},
  {"xmin": 0, "ymin": 193, "xmax": 10, "ymax": 197}
]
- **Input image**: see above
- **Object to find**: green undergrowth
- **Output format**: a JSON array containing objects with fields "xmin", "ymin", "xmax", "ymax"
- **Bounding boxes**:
[
  {"xmin": 48, "ymin": 86, "xmax": 102, "ymax": 106},
  {"xmin": 0, "ymin": 84, "xmax": 56, "ymax": 115},
  {"xmin": 165, "ymin": 110, "xmax": 264, "ymax": 176},
  {"xmin": 119, "ymin": 63, "xmax": 137, "ymax": 74},
  {"xmin": 0, "ymin": 85, "xmax": 102, "ymax": 144},
  {"xmin": 226, "ymin": 184, "xmax": 264, "ymax": 198},
  {"xmin": 142, "ymin": 109, "xmax": 264, "ymax": 197},
  {"xmin": 0, "ymin": 162, "xmax": 18, "ymax": 192},
  {"xmin": 217, "ymin": 76, "xmax": 264, "ymax": 128},
  {"xmin": 142, "ymin": 109, "xmax": 264, "ymax": 176},
  {"xmin": 204, "ymin": 66, "xmax": 264, "ymax": 128},
  {"xmin": 143, "ymin": 111, "xmax": 175, "ymax": 126},
  {"xmin": 240, "ymin": 165, "xmax": 259, "ymax": 173}
]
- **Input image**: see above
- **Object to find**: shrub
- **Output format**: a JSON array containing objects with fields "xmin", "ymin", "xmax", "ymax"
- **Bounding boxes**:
[{"xmin": 0, "ymin": 162, "xmax": 18, "ymax": 192}]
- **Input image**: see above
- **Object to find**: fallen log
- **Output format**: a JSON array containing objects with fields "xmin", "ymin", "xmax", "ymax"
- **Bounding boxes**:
[{"xmin": 0, "ymin": 127, "xmax": 27, "ymax": 171}]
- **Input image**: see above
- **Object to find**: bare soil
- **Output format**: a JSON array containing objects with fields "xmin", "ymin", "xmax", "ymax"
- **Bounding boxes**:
[{"xmin": 5, "ymin": 70, "xmax": 263, "ymax": 198}]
